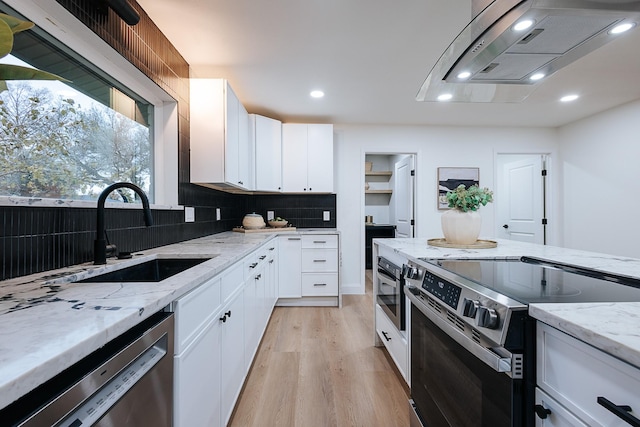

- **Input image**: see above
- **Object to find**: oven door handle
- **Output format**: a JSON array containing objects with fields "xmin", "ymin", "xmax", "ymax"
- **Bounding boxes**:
[
  {"xmin": 377, "ymin": 268, "xmax": 398, "ymax": 284},
  {"xmin": 406, "ymin": 289, "xmax": 514, "ymax": 375}
]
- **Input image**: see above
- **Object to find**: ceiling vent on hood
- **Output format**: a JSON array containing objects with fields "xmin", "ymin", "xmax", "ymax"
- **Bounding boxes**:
[{"xmin": 416, "ymin": 0, "xmax": 640, "ymax": 103}]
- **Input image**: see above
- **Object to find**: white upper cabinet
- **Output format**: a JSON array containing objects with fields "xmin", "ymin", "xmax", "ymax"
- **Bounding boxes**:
[
  {"xmin": 282, "ymin": 123, "xmax": 333, "ymax": 193},
  {"xmin": 190, "ymin": 79, "xmax": 253, "ymax": 191},
  {"xmin": 250, "ymin": 114, "xmax": 282, "ymax": 192}
]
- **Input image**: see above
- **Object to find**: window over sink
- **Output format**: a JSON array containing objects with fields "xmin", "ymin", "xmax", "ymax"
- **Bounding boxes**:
[
  {"xmin": 0, "ymin": 0, "xmax": 178, "ymax": 206},
  {"xmin": 0, "ymin": 2, "xmax": 156, "ymax": 204}
]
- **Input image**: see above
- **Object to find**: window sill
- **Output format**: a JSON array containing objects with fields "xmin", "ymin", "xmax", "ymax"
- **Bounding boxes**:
[{"xmin": 0, "ymin": 196, "xmax": 184, "ymax": 211}]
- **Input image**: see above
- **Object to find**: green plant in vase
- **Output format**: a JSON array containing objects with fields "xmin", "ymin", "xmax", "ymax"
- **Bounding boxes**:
[
  {"xmin": 442, "ymin": 184, "xmax": 493, "ymax": 244},
  {"xmin": 0, "ymin": 13, "xmax": 67, "ymax": 92},
  {"xmin": 445, "ymin": 184, "xmax": 493, "ymax": 212}
]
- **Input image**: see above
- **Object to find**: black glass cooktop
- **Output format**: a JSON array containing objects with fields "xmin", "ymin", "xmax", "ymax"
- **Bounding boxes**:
[{"xmin": 422, "ymin": 257, "xmax": 640, "ymax": 304}]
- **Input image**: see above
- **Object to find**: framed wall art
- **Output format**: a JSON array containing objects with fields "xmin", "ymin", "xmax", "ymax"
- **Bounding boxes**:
[{"xmin": 438, "ymin": 167, "xmax": 479, "ymax": 209}]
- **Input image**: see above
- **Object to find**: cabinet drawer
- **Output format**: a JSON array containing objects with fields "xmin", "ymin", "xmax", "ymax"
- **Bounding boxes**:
[
  {"xmin": 221, "ymin": 262, "xmax": 244, "ymax": 303},
  {"xmin": 302, "ymin": 235, "xmax": 338, "ymax": 249},
  {"xmin": 174, "ymin": 276, "xmax": 221, "ymax": 354},
  {"xmin": 301, "ymin": 249, "xmax": 337, "ymax": 272},
  {"xmin": 243, "ymin": 245, "xmax": 270, "ymax": 280},
  {"xmin": 537, "ymin": 323, "xmax": 640, "ymax": 427},
  {"xmin": 375, "ymin": 304, "xmax": 407, "ymax": 381},
  {"xmin": 301, "ymin": 273, "xmax": 338, "ymax": 296},
  {"xmin": 535, "ymin": 388, "xmax": 588, "ymax": 427}
]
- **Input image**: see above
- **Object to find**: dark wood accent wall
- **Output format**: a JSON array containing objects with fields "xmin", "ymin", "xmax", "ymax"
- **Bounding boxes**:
[{"xmin": 55, "ymin": 0, "xmax": 192, "ymax": 195}]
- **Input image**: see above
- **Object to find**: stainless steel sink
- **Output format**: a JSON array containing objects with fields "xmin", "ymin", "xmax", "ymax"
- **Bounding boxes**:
[{"xmin": 77, "ymin": 257, "xmax": 212, "ymax": 283}]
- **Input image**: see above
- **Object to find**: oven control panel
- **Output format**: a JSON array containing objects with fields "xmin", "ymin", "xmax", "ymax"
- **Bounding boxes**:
[{"xmin": 422, "ymin": 271, "xmax": 461, "ymax": 309}]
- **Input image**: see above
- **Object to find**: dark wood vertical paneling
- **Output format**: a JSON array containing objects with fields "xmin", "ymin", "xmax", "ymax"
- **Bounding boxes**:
[{"xmin": 55, "ymin": 0, "xmax": 191, "ymax": 203}]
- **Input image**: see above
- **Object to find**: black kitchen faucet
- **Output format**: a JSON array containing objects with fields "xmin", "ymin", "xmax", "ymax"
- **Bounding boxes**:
[{"xmin": 94, "ymin": 182, "xmax": 153, "ymax": 264}]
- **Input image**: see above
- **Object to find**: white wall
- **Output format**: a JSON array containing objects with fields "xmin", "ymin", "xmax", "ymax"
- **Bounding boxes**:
[
  {"xmin": 335, "ymin": 124, "xmax": 558, "ymax": 294},
  {"xmin": 558, "ymin": 99, "xmax": 640, "ymax": 258}
]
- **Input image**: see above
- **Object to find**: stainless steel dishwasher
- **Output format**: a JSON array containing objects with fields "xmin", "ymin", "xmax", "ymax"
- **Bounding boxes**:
[{"xmin": 1, "ymin": 311, "xmax": 174, "ymax": 427}]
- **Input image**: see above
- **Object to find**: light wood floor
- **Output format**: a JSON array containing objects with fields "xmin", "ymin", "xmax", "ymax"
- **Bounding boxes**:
[{"xmin": 229, "ymin": 270, "xmax": 410, "ymax": 427}]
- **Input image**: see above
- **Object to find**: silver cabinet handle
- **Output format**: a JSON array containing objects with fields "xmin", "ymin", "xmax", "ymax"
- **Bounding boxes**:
[
  {"xmin": 313, "ymin": 240, "xmax": 326, "ymax": 244},
  {"xmin": 313, "ymin": 259, "xmax": 327, "ymax": 263},
  {"xmin": 313, "ymin": 283, "xmax": 327, "ymax": 286},
  {"xmin": 288, "ymin": 237, "xmax": 301, "ymax": 241}
]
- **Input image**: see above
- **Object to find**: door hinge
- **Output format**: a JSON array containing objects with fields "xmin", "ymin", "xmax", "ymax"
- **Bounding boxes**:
[
  {"xmin": 542, "ymin": 218, "xmax": 547, "ymax": 225},
  {"xmin": 541, "ymin": 169, "xmax": 547, "ymax": 176},
  {"xmin": 411, "ymin": 170, "xmax": 415, "ymax": 176},
  {"xmin": 410, "ymin": 219, "xmax": 415, "ymax": 226}
]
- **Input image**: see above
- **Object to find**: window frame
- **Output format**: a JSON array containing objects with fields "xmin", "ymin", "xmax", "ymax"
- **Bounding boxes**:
[{"xmin": 0, "ymin": 0, "xmax": 179, "ymax": 207}]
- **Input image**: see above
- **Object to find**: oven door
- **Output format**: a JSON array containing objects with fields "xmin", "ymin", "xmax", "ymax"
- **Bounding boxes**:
[
  {"xmin": 409, "ymin": 301, "xmax": 524, "ymax": 427},
  {"xmin": 376, "ymin": 263, "xmax": 404, "ymax": 330}
]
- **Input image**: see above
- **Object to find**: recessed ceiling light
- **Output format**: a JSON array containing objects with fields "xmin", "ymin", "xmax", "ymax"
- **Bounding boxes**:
[
  {"xmin": 609, "ymin": 22, "xmax": 635, "ymax": 35},
  {"xmin": 530, "ymin": 72, "xmax": 545, "ymax": 81},
  {"xmin": 437, "ymin": 93, "xmax": 453, "ymax": 101},
  {"xmin": 457, "ymin": 71, "xmax": 471, "ymax": 80},
  {"xmin": 310, "ymin": 90, "xmax": 324, "ymax": 98},
  {"xmin": 513, "ymin": 19, "xmax": 534, "ymax": 32},
  {"xmin": 560, "ymin": 94, "xmax": 579, "ymax": 102}
]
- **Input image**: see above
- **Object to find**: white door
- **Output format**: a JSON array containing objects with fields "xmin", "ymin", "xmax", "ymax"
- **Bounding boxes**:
[
  {"xmin": 496, "ymin": 154, "xmax": 546, "ymax": 244},
  {"xmin": 394, "ymin": 155, "xmax": 414, "ymax": 238}
]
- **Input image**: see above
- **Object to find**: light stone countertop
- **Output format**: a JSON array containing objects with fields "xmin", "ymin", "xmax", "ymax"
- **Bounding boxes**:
[
  {"xmin": 375, "ymin": 238, "xmax": 640, "ymax": 369},
  {"xmin": 0, "ymin": 229, "xmax": 338, "ymax": 409}
]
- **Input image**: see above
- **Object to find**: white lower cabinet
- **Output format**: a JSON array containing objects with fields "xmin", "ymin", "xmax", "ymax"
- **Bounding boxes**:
[
  {"xmin": 375, "ymin": 304, "xmax": 407, "ymax": 381},
  {"xmin": 536, "ymin": 322, "xmax": 640, "ymax": 427},
  {"xmin": 173, "ymin": 240, "xmax": 278, "ymax": 427},
  {"xmin": 301, "ymin": 235, "xmax": 338, "ymax": 298},
  {"xmin": 278, "ymin": 235, "xmax": 302, "ymax": 297},
  {"xmin": 174, "ymin": 310, "xmax": 222, "ymax": 427},
  {"xmin": 220, "ymin": 290, "xmax": 245, "ymax": 426},
  {"xmin": 244, "ymin": 251, "xmax": 267, "ymax": 372},
  {"xmin": 266, "ymin": 243, "xmax": 278, "ymax": 308},
  {"xmin": 277, "ymin": 234, "xmax": 340, "ymax": 305}
]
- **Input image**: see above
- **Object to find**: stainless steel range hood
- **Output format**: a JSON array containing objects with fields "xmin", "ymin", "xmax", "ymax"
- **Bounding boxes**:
[{"xmin": 416, "ymin": 0, "xmax": 640, "ymax": 103}]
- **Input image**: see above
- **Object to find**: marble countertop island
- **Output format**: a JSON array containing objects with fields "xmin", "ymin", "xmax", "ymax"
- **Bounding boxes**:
[
  {"xmin": 0, "ymin": 229, "xmax": 337, "ymax": 410},
  {"xmin": 375, "ymin": 238, "xmax": 640, "ymax": 369}
]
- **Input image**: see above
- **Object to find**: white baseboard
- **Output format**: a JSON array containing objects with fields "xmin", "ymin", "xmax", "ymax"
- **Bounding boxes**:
[{"xmin": 276, "ymin": 296, "xmax": 338, "ymax": 307}]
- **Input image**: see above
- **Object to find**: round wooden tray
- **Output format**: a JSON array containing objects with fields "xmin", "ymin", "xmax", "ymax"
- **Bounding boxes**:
[{"xmin": 427, "ymin": 238, "xmax": 497, "ymax": 249}]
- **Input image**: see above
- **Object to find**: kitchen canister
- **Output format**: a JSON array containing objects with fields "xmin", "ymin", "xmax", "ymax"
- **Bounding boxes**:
[{"xmin": 242, "ymin": 213, "xmax": 266, "ymax": 229}]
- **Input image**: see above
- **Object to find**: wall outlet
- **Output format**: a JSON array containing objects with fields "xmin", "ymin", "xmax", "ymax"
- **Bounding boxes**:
[
  {"xmin": 267, "ymin": 211, "xmax": 275, "ymax": 221},
  {"xmin": 185, "ymin": 207, "xmax": 195, "ymax": 223},
  {"xmin": 323, "ymin": 211, "xmax": 330, "ymax": 221},
  {"xmin": 216, "ymin": 208, "xmax": 221, "ymax": 221}
]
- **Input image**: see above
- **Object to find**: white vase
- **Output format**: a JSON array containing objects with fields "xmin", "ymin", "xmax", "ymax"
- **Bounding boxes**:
[{"xmin": 441, "ymin": 209, "xmax": 481, "ymax": 245}]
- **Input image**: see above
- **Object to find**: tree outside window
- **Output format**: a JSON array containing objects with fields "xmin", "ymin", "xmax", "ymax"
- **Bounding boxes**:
[{"xmin": 0, "ymin": 80, "xmax": 151, "ymax": 202}]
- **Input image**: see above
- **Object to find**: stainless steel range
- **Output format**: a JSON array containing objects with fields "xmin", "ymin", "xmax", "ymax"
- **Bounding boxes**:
[{"xmin": 404, "ymin": 256, "xmax": 640, "ymax": 427}]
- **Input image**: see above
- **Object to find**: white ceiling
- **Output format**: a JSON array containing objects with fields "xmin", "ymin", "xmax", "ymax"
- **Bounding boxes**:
[{"xmin": 136, "ymin": 0, "xmax": 640, "ymax": 128}]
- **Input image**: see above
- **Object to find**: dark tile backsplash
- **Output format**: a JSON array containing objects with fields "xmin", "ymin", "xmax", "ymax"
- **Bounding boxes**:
[
  {"xmin": 248, "ymin": 194, "xmax": 336, "ymax": 229},
  {"xmin": 1, "ymin": 192, "xmax": 336, "ymax": 281}
]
